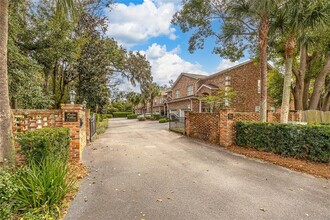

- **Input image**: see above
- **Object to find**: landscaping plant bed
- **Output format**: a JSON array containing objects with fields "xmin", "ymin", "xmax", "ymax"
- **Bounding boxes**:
[{"xmin": 225, "ymin": 145, "xmax": 330, "ymax": 179}]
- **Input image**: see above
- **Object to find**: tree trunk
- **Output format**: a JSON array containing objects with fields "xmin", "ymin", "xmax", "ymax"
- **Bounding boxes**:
[
  {"xmin": 280, "ymin": 35, "xmax": 296, "ymax": 123},
  {"xmin": 321, "ymin": 78, "xmax": 330, "ymax": 111},
  {"xmin": 309, "ymin": 52, "xmax": 330, "ymax": 110},
  {"xmin": 52, "ymin": 60, "xmax": 58, "ymax": 96},
  {"xmin": 302, "ymin": 52, "xmax": 317, "ymax": 109},
  {"xmin": 10, "ymin": 98, "xmax": 17, "ymax": 109},
  {"xmin": 258, "ymin": 15, "xmax": 269, "ymax": 122},
  {"xmin": 294, "ymin": 43, "xmax": 307, "ymax": 110},
  {"xmin": 0, "ymin": 0, "xmax": 14, "ymax": 164},
  {"xmin": 322, "ymin": 94, "xmax": 330, "ymax": 111},
  {"xmin": 303, "ymin": 75, "xmax": 311, "ymax": 109},
  {"xmin": 150, "ymin": 99, "xmax": 154, "ymax": 115}
]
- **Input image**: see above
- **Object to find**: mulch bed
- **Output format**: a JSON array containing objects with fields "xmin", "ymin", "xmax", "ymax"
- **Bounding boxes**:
[
  {"xmin": 225, "ymin": 145, "xmax": 330, "ymax": 180},
  {"xmin": 61, "ymin": 162, "xmax": 89, "ymax": 219}
]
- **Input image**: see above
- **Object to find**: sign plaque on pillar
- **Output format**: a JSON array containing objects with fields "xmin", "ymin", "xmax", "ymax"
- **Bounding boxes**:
[
  {"xmin": 65, "ymin": 112, "xmax": 78, "ymax": 122},
  {"xmin": 228, "ymin": 113, "xmax": 234, "ymax": 120}
]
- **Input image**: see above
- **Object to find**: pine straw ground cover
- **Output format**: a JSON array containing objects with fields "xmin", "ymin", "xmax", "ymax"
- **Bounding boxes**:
[
  {"xmin": 225, "ymin": 145, "xmax": 330, "ymax": 179},
  {"xmin": 60, "ymin": 163, "xmax": 89, "ymax": 219}
]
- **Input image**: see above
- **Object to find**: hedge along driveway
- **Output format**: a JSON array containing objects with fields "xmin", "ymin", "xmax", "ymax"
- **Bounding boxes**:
[
  {"xmin": 65, "ymin": 118, "xmax": 330, "ymax": 220},
  {"xmin": 235, "ymin": 122, "xmax": 330, "ymax": 162}
]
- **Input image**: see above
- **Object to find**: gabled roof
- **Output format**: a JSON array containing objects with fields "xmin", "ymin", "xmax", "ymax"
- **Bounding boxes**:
[
  {"xmin": 196, "ymin": 84, "xmax": 219, "ymax": 94},
  {"xmin": 171, "ymin": 72, "xmax": 207, "ymax": 89},
  {"xmin": 206, "ymin": 59, "xmax": 273, "ymax": 80},
  {"xmin": 182, "ymin": 73, "xmax": 208, "ymax": 80}
]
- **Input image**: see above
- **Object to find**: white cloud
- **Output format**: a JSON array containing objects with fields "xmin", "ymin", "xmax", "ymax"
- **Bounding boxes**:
[
  {"xmin": 216, "ymin": 59, "xmax": 242, "ymax": 71},
  {"xmin": 106, "ymin": 0, "xmax": 178, "ymax": 47},
  {"xmin": 143, "ymin": 43, "xmax": 208, "ymax": 86}
]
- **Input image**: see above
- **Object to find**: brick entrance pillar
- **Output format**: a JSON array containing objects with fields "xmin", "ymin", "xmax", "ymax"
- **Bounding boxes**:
[
  {"xmin": 61, "ymin": 104, "xmax": 83, "ymax": 162},
  {"xmin": 219, "ymin": 109, "xmax": 235, "ymax": 147}
]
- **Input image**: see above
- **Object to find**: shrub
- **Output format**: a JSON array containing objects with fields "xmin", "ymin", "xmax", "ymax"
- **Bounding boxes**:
[
  {"xmin": 152, "ymin": 114, "xmax": 161, "ymax": 120},
  {"xmin": 138, "ymin": 117, "xmax": 146, "ymax": 121},
  {"xmin": 15, "ymin": 158, "xmax": 76, "ymax": 215},
  {"xmin": 127, "ymin": 114, "xmax": 138, "ymax": 119},
  {"xmin": 0, "ymin": 168, "xmax": 20, "ymax": 219},
  {"xmin": 145, "ymin": 115, "xmax": 152, "ymax": 120},
  {"xmin": 113, "ymin": 112, "xmax": 133, "ymax": 118},
  {"xmin": 96, "ymin": 119, "xmax": 109, "ymax": 135},
  {"xmin": 235, "ymin": 121, "xmax": 330, "ymax": 163},
  {"xmin": 16, "ymin": 128, "xmax": 70, "ymax": 163},
  {"xmin": 106, "ymin": 114, "xmax": 113, "ymax": 118},
  {"xmin": 97, "ymin": 114, "xmax": 109, "ymax": 122},
  {"xmin": 159, "ymin": 118, "xmax": 169, "ymax": 123}
]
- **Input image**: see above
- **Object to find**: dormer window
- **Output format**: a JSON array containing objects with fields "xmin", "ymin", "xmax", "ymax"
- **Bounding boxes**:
[
  {"xmin": 175, "ymin": 90, "xmax": 180, "ymax": 98},
  {"xmin": 187, "ymin": 85, "xmax": 193, "ymax": 96}
]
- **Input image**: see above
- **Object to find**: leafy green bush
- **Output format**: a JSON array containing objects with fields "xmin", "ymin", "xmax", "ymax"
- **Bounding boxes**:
[
  {"xmin": 127, "ymin": 114, "xmax": 138, "ymax": 119},
  {"xmin": 0, "ymin": 168, "xmax": 20, "ymax": 219},
  {"xmin": 16, "ymin": 128, "xmax": 70, "ymax": 163},
  {"xmin": 97, "ymin": 114, "xmax": 108, "ymax": 122},
  {"xmin": 235, "ymin": 121, "xmax": 330, "ymax": 162},
  {"xmin": 152, "ymin": 114, "xmax": 161, "ymax": 120},
  {"xmin": 106, "ymin": 114, "xmax": 113, "ymax": 118},
  {"xmin": 159, "ymin": 118, "xmax": 169, "ymax": 123},
  {"xmin": 15, "ymin": 158, "xmax": 76, "ymax": 215},
  {"xmin": 96, "ymin": 119, "xmax": 109, "ymax": 135},
  {"xmin": 138, "ymin": 117, "xmax": 146, "ymax": 121},
  {"xmin": 113, "ymin": 112, "xmax": 133, "ymax": 118}
]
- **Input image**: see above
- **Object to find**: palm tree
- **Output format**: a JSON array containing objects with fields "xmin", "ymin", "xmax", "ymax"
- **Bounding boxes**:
[
  {"xmin": 232, "ymin": 0, "xmax": 277, "ymax": 122},
  {"xmin": 278, "ymin": 0, "xmax": 328, "ymax": 123},
  {"xmin": 0, "ymin": 0, "xmax": 11, "ymax": 164},
  {"xmin": 148, "ymin": 83, "xmax": 161, "ymax": 115},
  {"xmin": 0, "ymin": 0, "xmax": 76, "ymax": 164}
]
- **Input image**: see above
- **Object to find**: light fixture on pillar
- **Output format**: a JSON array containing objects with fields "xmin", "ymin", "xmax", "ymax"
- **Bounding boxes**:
[
  {"xmin": 82, "ymin": 99, "xmax": 87, "ymax": 109},
  {"xmin": 69, "ymin": 89, "xmax": 76, "ymax": 104}
]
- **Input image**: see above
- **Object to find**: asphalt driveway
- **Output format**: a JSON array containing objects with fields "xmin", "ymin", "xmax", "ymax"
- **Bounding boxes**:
[{"xmin": 65, "ymin": 118, "xmax": 330, "ymax": 220}]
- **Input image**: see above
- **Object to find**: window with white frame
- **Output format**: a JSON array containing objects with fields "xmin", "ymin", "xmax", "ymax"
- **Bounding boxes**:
[
  {"xmin": 255, "ymin": 106, "xmax": 260, "ymax": 112},
  {"xmin": 187, "ymin": 85, "xmax": 193, "ymax": 96},
  {"xmin": 175, "ymin": 89, "xmax": 180, "ymax": 98},
  {"xmin": 258, "ymin": 80, "xmax": 261, "ymax": 94}
]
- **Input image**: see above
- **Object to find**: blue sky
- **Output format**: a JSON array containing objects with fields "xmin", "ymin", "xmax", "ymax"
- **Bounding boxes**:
[{"xmin": 105, "ymin": 0, "xmax": 246, "ymax": 89}]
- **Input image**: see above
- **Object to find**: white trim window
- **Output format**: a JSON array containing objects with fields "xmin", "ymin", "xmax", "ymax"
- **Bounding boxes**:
[
  {"xmin": 255, "ymin": 106, "xmax": 260, "ymax": 112},
  {"xmin": 187, "ymin": 85, "xmax": 193, "ymax": 96},
  {"xmin": 175, "ymin": 89, "xmax": 180, "ymax": 98}
]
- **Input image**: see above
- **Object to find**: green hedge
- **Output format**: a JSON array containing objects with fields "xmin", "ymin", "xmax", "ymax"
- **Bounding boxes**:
[
  {"xmin": 113, "ymin": 112, "xmax": 133, "ymax": 118},
  {"xmin": 138, "ymin": 117, "xmax": 146, "ymax": 121},
  {"xmin": 106, "ymin": 114, "xmax": 113, "ymax": 118},
  {"xmin": 159, "ymin": 118, "xmax": 169, "ymax": 123},
  {"xmin": 16, "ymin": 128, "xmax": 70, "ymax": 163},
  {"xmin": 235, "ymin": 121, "xmax": 330, "ymax": 163},
  {"xmin": 127, "ymin": 114, "xmax": 138, "ymax": 119},
  {"xmin": 152, "ymin": 114, "xmax": 161, "ymax": 120}
]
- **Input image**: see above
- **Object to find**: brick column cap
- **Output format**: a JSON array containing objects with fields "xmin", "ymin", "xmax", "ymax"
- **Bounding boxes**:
[{"xmin": 61, "ymin": 104, "xmax": 83, "ymax": 110}]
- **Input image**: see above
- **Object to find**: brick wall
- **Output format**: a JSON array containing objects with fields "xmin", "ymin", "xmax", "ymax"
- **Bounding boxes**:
[
  {"xmin": 12, "ymin": 104, "xmax": 91, "ymax": 163},
  {"xmin": 186, "ymin": 112, "xmax": 220, "ymax": 144},
  {"xmin": 184, "ymin": 109, "xmax": 303, "ymax": 147}
]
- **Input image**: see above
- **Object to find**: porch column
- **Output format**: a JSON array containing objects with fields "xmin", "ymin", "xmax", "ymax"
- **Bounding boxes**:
[{"xmin": 199, "ymin": 100, "xmax": 202, "ymax": 113}]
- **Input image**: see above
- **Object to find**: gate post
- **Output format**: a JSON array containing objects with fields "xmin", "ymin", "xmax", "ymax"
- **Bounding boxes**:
[
  {"xmin": 61, "ymin": 104, "xmax": 83, "ymax": 163},
  {"xmin": 185, "ymin": 112, "xmax": 190, "ymax": 136},
  {"xmin": 219, "ymin": 109, "xmax": 235, "ymax": 147},
  {"xmin": 84, "ymin": 109, "xmax": 91, "ymax": 144}
]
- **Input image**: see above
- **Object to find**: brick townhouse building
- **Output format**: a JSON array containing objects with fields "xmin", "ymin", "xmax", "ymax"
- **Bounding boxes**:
[
  {"xmin": 134, "ymin": 90, "xmax": 167, "ymax": 115},
  {"xmin": 165, "ymin": 60, "xmax": 274, "ymax": 117}
]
